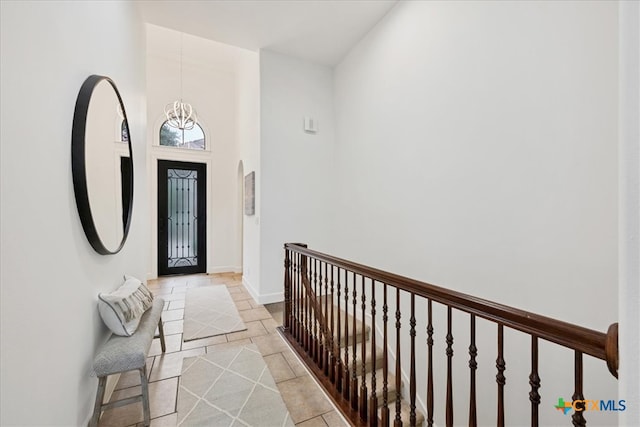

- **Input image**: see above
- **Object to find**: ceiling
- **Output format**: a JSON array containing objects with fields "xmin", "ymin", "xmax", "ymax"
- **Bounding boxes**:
[{"xmin": 136, "ymin": 0, "xmax": 398, "ymax": 66}]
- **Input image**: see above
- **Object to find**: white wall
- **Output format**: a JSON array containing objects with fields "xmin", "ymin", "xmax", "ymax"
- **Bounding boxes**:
[
  {"xmin": 236, "ymin": 50, "xmax": 262, "ymax": 295},
  {"xmin": 618, "ymin": 1, "xmax": 640, "ymax": 425},
  {"xmin": 146, "ymin": 25, "xmax": 253, "ymax": 278},
  {"xmin": 259, "ymin": 50, "xmax": 336, "ymax": 303},
  {"xmin": 333, "ymin": 1, "xmax": 619, "ymax": 425},
  {"xmin": 0, "ymin": 1, "xmax": 147, "ymax": 425}
]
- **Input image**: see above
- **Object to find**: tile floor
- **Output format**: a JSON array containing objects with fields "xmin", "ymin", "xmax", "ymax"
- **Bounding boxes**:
[{"xmin": 97, "ymin": 273, "xmax": 347, "ymax": 427}]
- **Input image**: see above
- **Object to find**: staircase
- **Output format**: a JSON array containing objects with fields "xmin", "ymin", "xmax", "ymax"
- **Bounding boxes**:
[
  {"xmin": 280, "ymin": 243, "xmax": 619, "ymax": 427},
  {"xmin": 284, "ymin": 287, "xmax": 425, "ymax": 427},
  {"xmin": 330, "ymin": 302, "xmax": 425, "ymax": 426}
]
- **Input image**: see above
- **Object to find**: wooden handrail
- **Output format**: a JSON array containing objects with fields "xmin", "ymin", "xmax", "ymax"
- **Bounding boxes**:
[{"xmin": 285, "ymin": 243, "xmax": 618, "ymax": 377}]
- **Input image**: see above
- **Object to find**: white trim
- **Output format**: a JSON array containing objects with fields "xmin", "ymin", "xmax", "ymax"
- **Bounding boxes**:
[
  {"xmin": 242, "ymin": 275, "xmax": 284, "ymax": 305},
  {"xmin": 242, "ymin": 276, "xmax": 260, "ymax": 302},
  {"xmin": 208, "ymin": 266, "xmax": 243, "ymax": 274},
  {"xmin": 257, "ymin": 291, "xmax": 284, "ymax": 305},
  {"xmin": 153, "ymin": 114, "xmax": 212, "ymax": 153},
  {"xmin": 618, "ymin": 1, "xmax": 640, "ymax": 425},
  {"xmin": 241, "ymin": 276, "xmax": 282, "ymax": 304},
  {"xmin": 148, "ymin": 151, "xmax": 213, "ymax": 279}
]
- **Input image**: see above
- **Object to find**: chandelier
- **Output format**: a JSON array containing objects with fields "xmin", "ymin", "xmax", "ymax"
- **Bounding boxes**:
[{"xmin": 165, "ymin": 33, "xmax": 197, "ymax": 130}]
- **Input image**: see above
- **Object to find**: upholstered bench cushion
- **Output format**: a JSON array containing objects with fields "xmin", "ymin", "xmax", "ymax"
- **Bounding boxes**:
[{"xmin": 93, "ymin": 297, "xmax": 164, "ymax": 377}]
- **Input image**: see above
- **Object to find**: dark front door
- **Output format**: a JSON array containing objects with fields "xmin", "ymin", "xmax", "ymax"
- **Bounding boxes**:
[{"xmin": 158, "ymin": 160, "xmax": 206, "ymax": 276}]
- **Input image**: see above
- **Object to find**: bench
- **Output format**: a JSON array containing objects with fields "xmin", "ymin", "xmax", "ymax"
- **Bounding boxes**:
[{"xmin": 90, "ymin": 297, "xmax": 166, "ymax": 427}]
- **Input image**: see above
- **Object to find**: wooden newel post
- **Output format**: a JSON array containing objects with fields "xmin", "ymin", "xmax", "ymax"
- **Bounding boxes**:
[
  {"xmin": 284, "ymin": 243, "xmax": 308, "ymax": 335},
  {"xmin": 284, "ymin": 246, "xmax": 292, "ymax": 331},
  {"xmin": 605, "ymin": 322, "xmax": 619, "ymax": 379}
]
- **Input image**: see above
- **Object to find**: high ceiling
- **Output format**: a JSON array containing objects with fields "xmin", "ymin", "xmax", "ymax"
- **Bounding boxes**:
[{"xmin": 136, "ymin": 0, "xmax": 398, "ymax": 66}]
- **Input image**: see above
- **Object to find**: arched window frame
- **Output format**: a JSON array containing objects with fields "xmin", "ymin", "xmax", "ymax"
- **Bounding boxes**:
[{"xmin": 158, "ymin": 120, "xmax": 206, "ymax": 151}]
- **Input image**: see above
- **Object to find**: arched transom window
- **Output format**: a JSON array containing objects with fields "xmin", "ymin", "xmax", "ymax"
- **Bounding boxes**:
[{"xmin": 159, "ymin": 121, "xmax": 205, "ymax": 150}]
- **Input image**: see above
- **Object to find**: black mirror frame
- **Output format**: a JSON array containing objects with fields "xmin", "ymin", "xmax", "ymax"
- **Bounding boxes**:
[{"xmin": 72, "ymin": 75, "xmax": 134, "ymax": 255}]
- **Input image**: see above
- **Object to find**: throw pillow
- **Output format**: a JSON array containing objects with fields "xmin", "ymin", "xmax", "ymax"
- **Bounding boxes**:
[{"xmin": 98, "ymin": 276, "xmax": 154, "ymax": 336}]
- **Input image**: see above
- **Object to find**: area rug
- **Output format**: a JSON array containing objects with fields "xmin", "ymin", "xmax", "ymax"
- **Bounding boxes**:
[
  {"xmin": 177, "ymin": 344, "xmax": 294, "ymax": 426},
  {"xmin": 183, "ymin": 285, "xmax": 247, "ymax": 341}
]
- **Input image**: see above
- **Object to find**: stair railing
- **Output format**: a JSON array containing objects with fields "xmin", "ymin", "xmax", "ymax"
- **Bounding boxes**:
[{"xmin": 280, "ymin": 243, "xmax": 619, "ymax": 427}]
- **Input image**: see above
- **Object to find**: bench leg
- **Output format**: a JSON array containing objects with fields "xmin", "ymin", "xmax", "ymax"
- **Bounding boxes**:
[
  {"xmin": 140, "ymin": 366, "xmax": 151, "ymax": 427},
  {"xmin": 157, "ymin": 317, "xmax": 166, "ymax": 353},
  {"xmin": 89, "ymin": 376, "xmax": 107, "ymax": 427}
]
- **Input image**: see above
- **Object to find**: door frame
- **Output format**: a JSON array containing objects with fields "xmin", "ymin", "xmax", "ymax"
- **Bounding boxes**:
[{"xmin": 157, "ymin": 159, "xmax": 207, "ymax": 276}]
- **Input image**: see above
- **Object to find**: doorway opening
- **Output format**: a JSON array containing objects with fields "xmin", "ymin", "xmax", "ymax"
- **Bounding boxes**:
[{"xmin": 157, "ymin": 160, "xmax": 207, "ymax": 276}]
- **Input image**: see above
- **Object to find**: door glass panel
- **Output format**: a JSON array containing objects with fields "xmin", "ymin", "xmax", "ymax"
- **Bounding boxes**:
[{"xmin": 167, "ymin": 168, "xmax": 199, "ymax": 268}]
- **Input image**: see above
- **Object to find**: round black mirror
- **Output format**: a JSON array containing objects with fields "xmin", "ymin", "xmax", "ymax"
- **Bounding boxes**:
[{"xmin": 72, "ymin": 75, "xmax": 133, "ymax": 255}]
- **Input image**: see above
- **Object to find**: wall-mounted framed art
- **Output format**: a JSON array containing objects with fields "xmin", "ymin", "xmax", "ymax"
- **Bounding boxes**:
[{"xmin": 244, "ymin": 171, "xmax": 255, "ymax": 216}]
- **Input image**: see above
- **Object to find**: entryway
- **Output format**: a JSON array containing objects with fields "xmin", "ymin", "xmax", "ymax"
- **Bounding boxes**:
[{"xmin": 157, "ymin": 160, "xmax": 207, "ymax": 276}]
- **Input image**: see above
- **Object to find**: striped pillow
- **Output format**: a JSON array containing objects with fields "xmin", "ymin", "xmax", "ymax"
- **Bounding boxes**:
[{"xmin": 98, "ymin": 276, "xmax": 154, "ymax": 336}]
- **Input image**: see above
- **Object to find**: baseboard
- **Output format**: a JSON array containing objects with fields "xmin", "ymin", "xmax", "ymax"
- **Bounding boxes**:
[
  {"xmin": 242, "ymin": 276, "xmax": 259, "ymax": 301},
  {"xmin": 257, "ymin": 291, "xmax": 284, "ymax": 305},
  {"xmin": 241, "ymin": 276, "xmax": 284, "ymax": 305},
  {"xmin": 209, "ymin": 266, "xmax": 243, "ymax": 274}
]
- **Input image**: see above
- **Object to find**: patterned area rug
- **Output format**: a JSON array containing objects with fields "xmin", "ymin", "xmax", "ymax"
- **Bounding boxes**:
[
  {"xmin": 177, "ymin": 344, "xmax": 294, "ymax": 426},
  {"xmin": 183, "ymin": 285, "xmax": 247, "ymax": 341}
]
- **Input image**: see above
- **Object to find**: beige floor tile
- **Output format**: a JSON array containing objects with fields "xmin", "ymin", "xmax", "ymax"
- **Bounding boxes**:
[
  {"xmin": 168, "ymin": 300, "xmax": 185, "ymax": 310},
  {"xmin": 161, "ymin": 309, "xmax": 184, "ymax": 322},
  {"xmin": 231, "ymin": 291, "xmax": 254, "ymax": 302},
  {"xmin": 226, "ymin": 280, "xmax": 243, "ymax": 288},
  {"xmin": 227, "ymin": 286, "xmax": 244, "ymax": 294},
  {"xmin": 234, "ymin": 300, "xmax": 252, "ymax": 311},
  {"xmin": 162, "ymin": 320, "xmax": 183, "ymax": 336},
  {"xmin": 149, "ymin": 348, "xmax": 205, "ymax": 382},
  {"xmin": 181, "ymin": 334, "xmax": 227, "ymax": 350},
  {"xmin": 296, "ymin": 415, "xmax": 328, "ymax": 427},
  {"xmin": 150, "ymin": 412, "xmax": 178, "ymax": 426},
  {"xmin": 249, "ymin": 299, "xmax": 263, "ymax": 309},
  {"xmin": 277, "ymin": 376, "xmax": 334, "ymax": 424},
  {"xmin": 149, "ymin": 334, "xmax": 182, "ymax": 356},
  {"xmin": 282, "ymin": 349, "xmax": 310, "ymax": 378},
  {"xmin": 226, "ymin": 320, "xmax": 268, "ymax": 342},
  {"xmin": 251, "ymin": 333, "xmax": 291, "ymax": 357},
  {"xmin": 171, "ymin": 286, "xmax": 187, "ymax": 294},
  {"xmin": 206, "ymin": 338, "xmax": 252, "ymax": 353},
  {"xmin": 240, "ymin": 306, "xmax": 273, "ymax": 322},
  {"xmin": 99, "ymin": 377, "xmax": 178, "ymax": 426},
  {"xmin": 321, "ymin": 410, "xmax": 349, "ymax": 426},
  {"xmin": 261, "ymin": 318, "xmax": 281, "ymax": 333},
  {"xmin": 263, "ymin": 353, "xmax": 296, "ymax": 383}
]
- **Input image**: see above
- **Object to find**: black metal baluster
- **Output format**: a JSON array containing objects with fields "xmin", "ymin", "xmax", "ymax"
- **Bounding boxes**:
[
  {"xmin": 572, "ymin": 351, "xmax": 586, "ymax": 427},
  {"xmin": 410, "ymin": 294, "xmax": 416, "ymax": 426},
  {"xmin": 329, "ymin": 264, "xmax": 335, "ymax": 382},
  {"xmin": 446, "ymin": 306, "xmax": 454, "ymax": 427},
  {"xmin": 394, "ymin": 289, "xmax": 402, "ymax": 427},
  {"xmin": 529, "ymin": 336, "xmax": 540, "ymax": 427},
  {"xmin": 369, "ymin": 279, "xmax": 378, "ymax": 426},
  {"xmin": 311, "ymin": 259, "xmax": 320, "ymax": 365},
  {"xmin": 343, "ymin": 268, "xmax": 350, "ymax": 400},
  {"xmin": 336, "ymin": 267, "xmax": 343, "ymax": 392},
  {"xmin": 360, "ymin": 275, "xmax": 368, "ymax": 420},
  {"xmin": 469, "ymin": 314, "xmax": 477, "ymax": 427},
  {"xmin": 381, "ymin": 284, "xmax": 389, "ymax": 427},
  {"xmin": 427, "ymin": 300, "xmax": 434, "ymax": 427},
  {"xmin": 496, "ymin": 324, "xmax": 506, "ymax": 427},
  {"xmin": 351, "ymin": 272, "xmax": 359, "ymax": 411}
]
